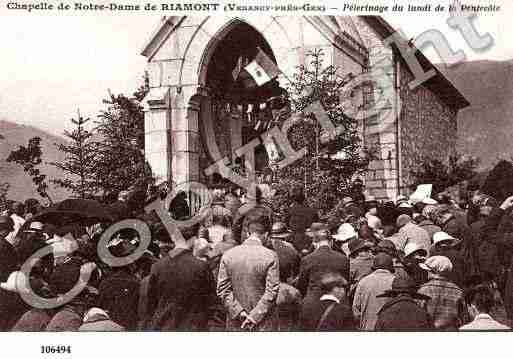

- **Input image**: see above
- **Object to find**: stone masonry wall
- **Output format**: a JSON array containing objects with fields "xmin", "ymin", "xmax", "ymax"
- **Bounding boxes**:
[{"xmin": 399, "ymin": 66, "xmax": 458, "ymax": 190}]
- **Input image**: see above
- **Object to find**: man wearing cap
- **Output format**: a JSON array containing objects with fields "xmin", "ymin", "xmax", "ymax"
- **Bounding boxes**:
[
  {"xmin": 297, "ymin": 223, "xmax": 349, "ymax": 310},
  {"xmin": 348, "ymin": 239, "xmax": 374, "ymax": 299},
  {"xmin": 417, "ymin": 256, "xmax": 468, "ymax": 330},
  {"xmin": 217, "ymin": 216, "xmax": 279, "ymax": 331},
  {"xmin": 396, "ymin": 214, "xmax": 431, "ymax": 253},
  {"xmin": 300, "ymin": 272, "xmax": 355, "ymax": 331},
  {"xmin": 269, "ymin": 222, "xmax": 300, "ymax": 283},
  {"xmin": 353, "ymin": 253, "xmax": 396, "ymax": 330},
  {"xmin": 375, "ymin": 276, "xmax": 431, "ymax": 330}
]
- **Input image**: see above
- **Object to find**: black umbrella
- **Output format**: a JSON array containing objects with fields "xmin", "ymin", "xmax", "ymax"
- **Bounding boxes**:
[{"xmin": 23, "ymin": 199, "xmax": 115, "ymax": 228}]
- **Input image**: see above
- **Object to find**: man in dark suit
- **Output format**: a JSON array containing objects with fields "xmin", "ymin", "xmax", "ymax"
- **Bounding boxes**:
[
  {"xmin": 285, "ymin": 186, "xmax": 319, "ymax": 254},
  {"xmin": 297, "ymin": 223, "xmax": 350, "ymax": 308},
  {"xmin": 300, "ymin": 272, "xmax": 355, "ymax": 330},
  {"xmin": 145, "ymin": 223, "xmax": 216, "ymax": 330}
]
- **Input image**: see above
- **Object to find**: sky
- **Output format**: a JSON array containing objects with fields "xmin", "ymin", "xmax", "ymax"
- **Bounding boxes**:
[{"xmin": 0, "ymin": 0, "xmax": 511, "ymax": 136}]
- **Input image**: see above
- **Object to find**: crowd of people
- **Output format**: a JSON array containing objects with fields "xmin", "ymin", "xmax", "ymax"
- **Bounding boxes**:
[{"xmin": 0, "ymin": 179, "xmax": 512, "ymax": 332}]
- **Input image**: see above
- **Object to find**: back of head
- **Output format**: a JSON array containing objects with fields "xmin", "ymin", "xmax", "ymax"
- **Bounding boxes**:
[
  {"xmin": 12, "ymin": 202, "xmax": 25, "ymax": 216},
  {"xmin": 247, "ymin": 215, "xmax": 271, "ymax": 237},
  {"xmin": 320, "ymin": 272, "xmax": 348, "ymax": 294},
  {"xmin": 372, "ymin": 253, "xmax": 394, "ymax": 272},
  {"xmin": 465, "ymin": 285, "xmax": 495, "ymax": 314},
  {"xmin": 289, "ymin": 186, "xmax": 305, "ymax": 204},
  {"xmin": 396, "ymin": 214, "xmax": 411, "ymax": 228}
]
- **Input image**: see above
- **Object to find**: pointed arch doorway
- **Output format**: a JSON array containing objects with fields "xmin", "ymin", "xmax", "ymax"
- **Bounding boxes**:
[{"xmin": 196, "ymin": 20, "xmax": 288, "ymax": 188}]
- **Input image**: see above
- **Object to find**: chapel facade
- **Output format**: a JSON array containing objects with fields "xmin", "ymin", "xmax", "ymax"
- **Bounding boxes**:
[{"xmin": 140, "ymin": 16, "xmax": 469, "ymax": 200}]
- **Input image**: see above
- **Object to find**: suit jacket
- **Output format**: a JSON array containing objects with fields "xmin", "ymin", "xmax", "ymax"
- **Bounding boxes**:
[
  {"xmin": 217, "ymin": 237, "xmax": 279, "ymax": 330},
  {"xmin": 272, "ymin": 238, "xmax": 300, "ymax": 280},
  {"xmin": 145, "ymin": 248, "xmax": 215, "ymax": 330},
  {"xmin": 286, "ymin": 204, "xmax": 319, "ymax": 252},
  {"xmin": 297, "ymin": 246, "xmax": 349, "ymax": 299},
  {"xmin": 300, "ymin": 296, "xmax": 355, "ymax": 331},
  {"xmin": 353, "ymin": 269, "xmax": 395, "ymax": 331},
  {"xmin": 98, "ymin": 270, "xmax": 140, "ymax": 330}
]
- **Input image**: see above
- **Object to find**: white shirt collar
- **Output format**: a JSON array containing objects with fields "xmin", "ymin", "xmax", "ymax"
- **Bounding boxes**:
[
  {"xmin": 475, "ymin": 313, "xmax": 494, "ymax": 321},
  {"xmin": 320, "ymin": 294, "xmax": 340, "ymax": 304}
]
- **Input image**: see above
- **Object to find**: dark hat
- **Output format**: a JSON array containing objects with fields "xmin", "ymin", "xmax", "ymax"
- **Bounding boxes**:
[
  {"xmin": 342, "ymin": 197, "xmax": 355, "ymax": 207},
  {"xmin": 372, "ymin": 253, "xmax": 394, "ymax": 272},
  {"xmin": 377, "ymin": 276, "xmax": 431, "ymax": 300},
  {"xmin": 0, "ymin": 216, "xmax": 14, "ymax": 231},
  {"xmin": 271, "ymin": 222, "xmax": 291, "ymax": 238},
  {"xmin": 348, "ymin": 238, "xmax": 372, "ymax": 256},
  {"xmin": 374, "ymin": 239, "xmax": 397, "ymax": 257},
  {"xmin": 306, "ymin": 222, "xmax": 329, "ymax": 237}
]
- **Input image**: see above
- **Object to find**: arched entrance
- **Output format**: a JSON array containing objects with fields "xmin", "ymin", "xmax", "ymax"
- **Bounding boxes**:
[{"xmin": 196, "ymin": 20, "xmax": 287, "ymax": 187}]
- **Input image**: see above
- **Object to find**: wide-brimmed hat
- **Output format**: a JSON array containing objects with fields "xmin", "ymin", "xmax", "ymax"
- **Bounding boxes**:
[
  {"xmin": 433, "ymin": 231, "xmax": 453, "ymax": 245},
  {"xmin": 403, "ymin": 242, "xmax": 428, "ymax": 258},
  {"xmin": 306, "ymin": 222, "xmax": 330, "ymax": 237},
  {"xmin": 0, "ymin": 271, "xmax": 24, "ymax": 293},
  {"xmin": 348, "ymin": 238, "xmax": 373, "ymax": 256},
  {"xmin": 271, "ymin": 222, "xmax": 292, "ymax": 238},
  {"xmin": 24, "ymin": 221, "xmax": 44, "ymax": 233},
  {"xmin": 332, "ymin": 223, "xmax": 357, "ymax": 242},
  {"xmin": 377, "ymin": 276, "xmax": 431, "ymax": 300},
  {"xmin": 420, "ymin": 255, "xmax": 453, "ymax": 275},
  {"xmin": 395, "ymin": 195, "xmax": 409, "ymax": 206},
  {"xmin": 422, "ymin": 198, "xmax": 438, "ymax": 205}
]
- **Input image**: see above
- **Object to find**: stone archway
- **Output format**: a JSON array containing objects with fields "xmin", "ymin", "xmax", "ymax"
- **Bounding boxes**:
[{"xmin": 184, "ymin": 19, "xmax": 288, "ymax": 187}]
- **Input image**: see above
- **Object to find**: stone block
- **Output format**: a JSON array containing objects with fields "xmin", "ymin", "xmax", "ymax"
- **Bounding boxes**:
[
  {"xmin": 161, "ymin": 60, "xmax": 183, "ymax": 86},
  {"xmin": 153, "ymin": 26, "xmax": 196, "ymax": 61},
  {"xmin": 172, "ymin": 131, "xmax": 200, "ymax": 153},
  {"xmin": 146, "ymin": 130, "xmax": 169, "ymax": 155},
  {"xmin": 145, "ymin": 109, "xmax": 169, "ymax": 133},
  {"xmin": 147, "ymin": 62, "xmax": 163, "ymax": 88},
  {"xmin": 147, "ymin": 152, "xmax": 169, "ymax": 182},
  {"xmin": 365, "ymin": 180, "xmax": 384, "ymax": 189},
  {"xmin": 180, "ymin": 58, "xmax": 201, "ymax": 86}
]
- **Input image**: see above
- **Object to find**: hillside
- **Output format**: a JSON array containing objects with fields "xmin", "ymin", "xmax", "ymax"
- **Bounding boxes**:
[
  {"xmin": 0, "ymin": 120, "xmax": 71, "ymax": 202},
  {"xmin": 438, "ymin": 60, "xmax": 513, "ymax": 169}
]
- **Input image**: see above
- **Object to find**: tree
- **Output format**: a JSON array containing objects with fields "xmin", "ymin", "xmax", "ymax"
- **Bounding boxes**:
[
  {"xmin": 410, "ymin": 153, "xmax": 480, "ymax": 195},
  {"xmin": 6, "ymin": 136, "xmax": 53, "ymax": 203},
  {"xmin": 50, "ymin": 113, "xmax": 98, "ymax": 199},
  {"xmin": 269, "ymin": 50, "xmax": 373, "ymax": 217},
  {"xmin": 92, "ymin": 77, "xmax": 153, "ymax": 197},
  {"xmin": 0, "ymin": 182, "xmax": 10, "ymax": 208}
]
